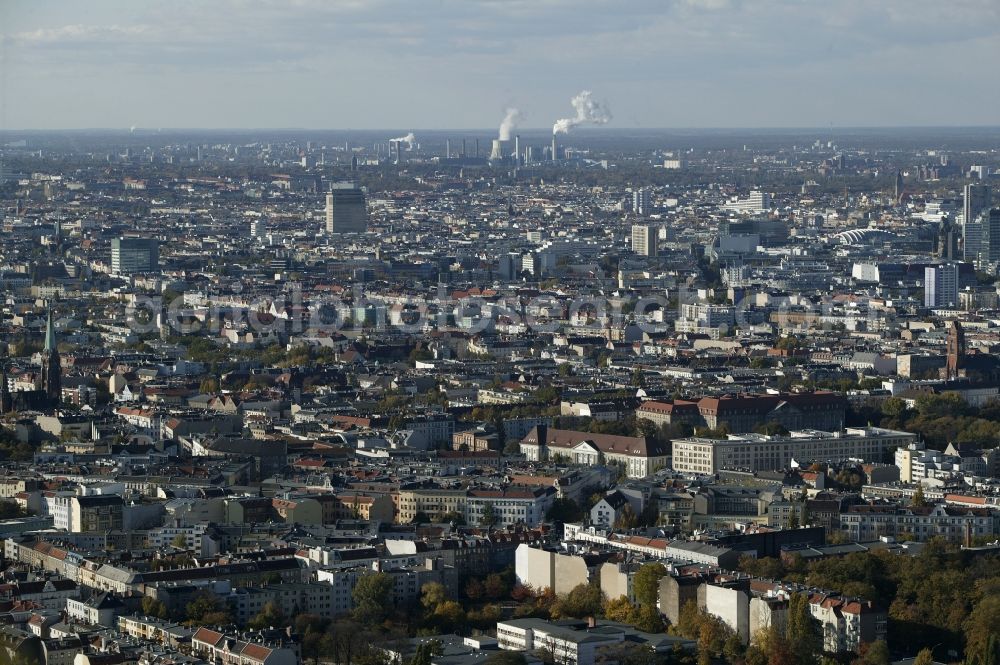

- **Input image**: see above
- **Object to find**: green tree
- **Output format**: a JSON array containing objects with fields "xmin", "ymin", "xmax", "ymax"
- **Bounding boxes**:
[
  {"xmin": 352, "ymin": 572, "xmax": 394, "ymax": 624},
  {"xmin": 485, "ymin": 653, "xmax": 528, "ymax": 665},
  {"xmin": 248, "ymin": 601, "xmax": 284, "ymax": 630},
  {"xmin": 558, "ymin": 583, "xmax": 605, "ymax": 619},
  {"xmin": 409, "ymin": 640, "xmax": 443, "ymax": 665},
  {"xmin": 141, "ymin": 596, "xmax": 169, "ymax": 620},
  {"xmin": 911, "ymin": 485, "xmax": 928, "ymax": 508},
  {"xmin": 546, "ymin": 498, "xmax": 584, "ymax": 523},
  {"xmin": 912, "ymin": 648, "xmax": 934, "ymax": 665},
  {"xmin": 171, "ymin": 533, "xmax": 189, "ymax": 549},
  {"xmin": 614, "ymin": 503, "xmax": 639, "ymax": 530},
  {"xmin": 603, "ymin": 596, "xmax": 635, "ymax": 624},
  {"xmin": 786, "ymin": 593, "xmax": 821, "ymax": 664},
  {"xmin": 185, "ymin": 591, "xmax": 232, "ymax": 626},
  {"xmin": 480, "ymin": 504, "xmax": 497, "ymax": 528},
  {"xmin": 857, "ymin": 640, "xmax": 891, "ymax": 665},
  {"xmin": 633, "ymin": 562, "xmax": 667, "ymax": 607},
  {"xmin": 964, "ymin": 596, "xmax": 1000, "ymax": 665},
  {"xmin": 675, "ymin": 600, "xmax": 702, "ymax": 640},
  {"xmin": 630, "ymin": 604, "xmax": 665, "ymax": 634},
  {"xmin": 483, "ymin": 572, "xmax": 510, "ymax": 600},
  {"xmin": 421, "ymin": 582, "xmax": 448, "ymax": 611}
]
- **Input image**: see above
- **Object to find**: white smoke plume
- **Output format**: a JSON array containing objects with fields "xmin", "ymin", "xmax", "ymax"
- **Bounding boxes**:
[
  {"xmin": 498, "ymin": 108, "xmax": 522, "ymax": 141},
  {"xmin": 552, "ymin": 90, "xmax": 611, "ymax": 135},
  {"xmin": 391, "ymin": 132, "xmax": 416, "ymax": 150}
]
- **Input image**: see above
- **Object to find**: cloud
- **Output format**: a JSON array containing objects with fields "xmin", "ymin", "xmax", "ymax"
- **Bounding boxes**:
[
  {"xmin": 12, "ymin": 23, "xmax": 150, "ymax": 44},
  {"xmin": 1, "ymin": 0, "xmax": 998, "ymax": 128}
]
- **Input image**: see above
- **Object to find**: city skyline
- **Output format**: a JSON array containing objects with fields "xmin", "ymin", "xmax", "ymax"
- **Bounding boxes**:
[{"xmin": 2, "ymin": 0, "xmax": 999, "ymax": 130}]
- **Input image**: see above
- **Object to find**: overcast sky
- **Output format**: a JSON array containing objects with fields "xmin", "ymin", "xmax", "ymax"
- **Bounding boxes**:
[{"xmin": 1, "ymin": 0, "xmax": 998, "ymax": 130}]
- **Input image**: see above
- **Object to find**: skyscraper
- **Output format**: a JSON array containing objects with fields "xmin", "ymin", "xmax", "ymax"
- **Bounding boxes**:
[
  {"xmin": 964, "ymin": 214, "xmax": 983, "ymax": 266},
  {"xmin": 963, "ymin": 184, "xmax": 991, "ymax": 227},
  {"xmin": 979, "ymin": 208, "xmax": 1000, "ymax": 269},
  {"xmin": 111, "ymin": 237, "xmax": 159, "ymax": 275},
  {"xmin": 924, "ymin": 263, "xmax": 958, "ymax": 308},
  {"xmin": 631, "ymin": 224, "xmax": 657, "ymax": 257},
  {"xmin": 325, "ymin": 184, "xmax": 368, "ymax": 234}
]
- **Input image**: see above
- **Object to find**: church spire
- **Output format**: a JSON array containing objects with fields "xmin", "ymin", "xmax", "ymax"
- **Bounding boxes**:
[
  {"xmin": 41, "ymin": 305, "xmax": 61, "ymax": 406},
  {"xmin": 44, "ymin": 308, "xmax": 57, "ymax": 353}
]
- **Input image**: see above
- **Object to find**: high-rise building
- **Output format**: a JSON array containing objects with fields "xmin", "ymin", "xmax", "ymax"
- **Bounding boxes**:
[
  {"xmin": 964, "ymin": 214, "xmax": 984, "ymax": 265},
  {"xmin": 111, "ymin": 237, "xmax": 159, "ymax": 275},
  {"xmin": 979, "ymin": 208, "xmax": 1000, "ymax": 269},
  {"xmin": 632, "ymin": 188, "xmax": 651, "ymax": 217},
  {"xmin": 631, "ymin": 224, "xmax": 657, "ymax": 257},
  {"xmin": 250, "ymin": 220, "xmax": 266, "ymax": 240},
  {"xmin": 325, "ymin": 184, "xmax": 368, "ymax": 234},
  {"xmin": 924, "ymin": 263, "xmax": 959, "ymax": 309},
  {"xmin": 963, "ymin": 184, "xmax": 991, "ymax": 227}
]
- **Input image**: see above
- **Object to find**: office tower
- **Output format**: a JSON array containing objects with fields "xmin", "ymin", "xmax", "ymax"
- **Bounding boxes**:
[
  {"xmin": 631, "ymin": 224, "xmax": 657, "ymax": 257},
  {"xmin": 894, "ymin": 170, "xmax": 904, "ymax": 201},
  {"xmin": 924, "ymin": 263, "xmax": 958, "ymax": 308},
  {"xmin": 111, "ymin": 237, "xmax": 159, "ymax": 275},
  {"xmin": 633, "ymin": 188, "xmax": 651, "ymax": 217},
  {"xmin": 979, "ymin": 208, "xmax": 1000, "ymax": 269},
  {"xmin": 325, "ymin": 184, "xmax": 368, "ymax": 234},
  {"xmin": 964, "ymin": 214, "xmax": 983, "ymax": 266},
  {"xmin": 964, "ymin": 184, "xmax": 991, "ymax": 226}
]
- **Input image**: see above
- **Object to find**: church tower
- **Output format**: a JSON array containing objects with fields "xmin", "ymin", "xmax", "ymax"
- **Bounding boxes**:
[
  {"xmin": 945, "ymin": 320, "xmax": 966, "ymax": 380},
  {"xmin": 40, "ymin": 308, "xmax": 61, "ymax": 405}
]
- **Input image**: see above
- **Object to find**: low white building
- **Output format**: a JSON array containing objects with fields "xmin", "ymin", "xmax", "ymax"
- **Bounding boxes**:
[{"xmin": 672, "ymin": 427, "xmax": 915, "ymax": 475}]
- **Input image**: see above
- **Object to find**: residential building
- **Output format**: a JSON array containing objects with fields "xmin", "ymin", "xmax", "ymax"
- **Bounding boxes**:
[
  {"xmin": 631, "ymin": 224, "xmax": 656, "ymax": 256},
  {"xmin": 924, "ymin": 263, "xmax": 958, "ymax": 308}
]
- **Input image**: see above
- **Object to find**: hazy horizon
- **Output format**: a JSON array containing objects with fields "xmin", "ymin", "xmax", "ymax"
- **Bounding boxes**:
[{"xmin": 2, "ymin": 0, "xmax": 999, "ymax": 132}]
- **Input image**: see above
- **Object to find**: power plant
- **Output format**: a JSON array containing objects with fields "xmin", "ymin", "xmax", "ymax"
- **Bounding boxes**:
[{"xmin": 489, "ymin": 139, "xmax": 509, "ymax": 161}]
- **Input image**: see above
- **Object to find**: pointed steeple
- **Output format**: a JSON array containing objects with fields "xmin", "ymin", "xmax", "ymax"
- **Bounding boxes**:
[{"xmin": 44, "ymin": 309, "xmax": 57, "ymax": 353}]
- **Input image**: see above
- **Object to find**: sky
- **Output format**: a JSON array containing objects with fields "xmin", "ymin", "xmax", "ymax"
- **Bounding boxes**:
[{"xmin": 1, "ymin": 0, "xmax": 999, "ymax": 130}]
